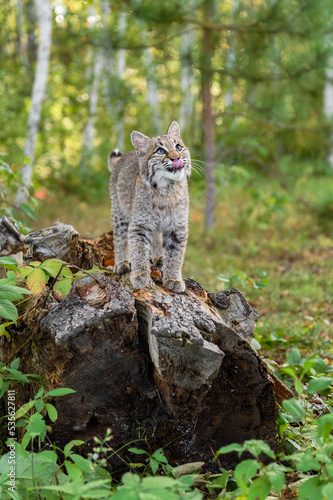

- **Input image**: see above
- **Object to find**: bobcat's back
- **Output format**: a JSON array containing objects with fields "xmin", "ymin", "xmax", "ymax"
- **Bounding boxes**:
[{"xmin": 109, "ymin": 150, "xmax": 139, "ymax": 218}]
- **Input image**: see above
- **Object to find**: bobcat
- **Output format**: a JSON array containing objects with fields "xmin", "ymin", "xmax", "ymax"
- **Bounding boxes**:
[{"xmin": 108, "ymin": 120, "xmax": 191, "ymax": 293}]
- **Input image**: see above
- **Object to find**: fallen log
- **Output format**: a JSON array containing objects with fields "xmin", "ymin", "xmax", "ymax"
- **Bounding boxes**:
[{"xmin": 0, "ymin": 224, "xmax": 292, "ymax": 471}]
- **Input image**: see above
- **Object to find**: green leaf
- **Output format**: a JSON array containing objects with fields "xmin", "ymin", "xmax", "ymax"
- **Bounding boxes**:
[
  {"xmin": 43, "ymin": 387, "xmax": 76, "ymax": 398},
  {"xmin": 322, "ymin": 482, "xmax": 333, "ymax": 499},
  {"xmin": 207, "ymin": 470, "xmax": 230, "ymax": 490},
  {"xmin": 54, "ymin": 277, "xmax": 72, "ymax": 296},
  {"xmin": 308, "ymin": 376, "xmax": 332, "ymax": 393},
  {"xmin": 10, "ymin": 358, "xmax": 20, "ymax": 370},
  {"xmin": 0, "ymin": 284, "xmax": 31, "ymax": 301},
  {"xmin": 251, "ymin": 338, "xmax": 261, "ymax": 352},
  {"xmin": 15, "ymin": 399, "xmax": 35, "ymax": 418},
  {"xmin": 128, "ymin": 447, "xmax": 148, "ymax": 455},
  {"xmin": 34, "ymin": 398, "xmax": 44, "ymax": 413},
  {"xmin": 266, "ymin": 464, "xmax": 286, "ymax": 493},
  {"xmin": 215, "ymin": 443, "xmax": 244, "ymax": 458},
  {"xmin": 65, "ymin": 460, "xmax": 83, "ymax": 480},
  {"xmin": 26, "ymin": 413, "xmax": 46, "ymax": 440},
  {"xmin": 40, "ymin": 259, "xmax": 65, "ymax": 277},
  {"xmin": 0, "ymin": 256, "xmax": 19, "ymax": 270},
  {"xmin": 248, "ymin": 476, "xmax": 271, "ymax": 500},
  {"xmin": 45, "ymin": 403, "xmax": 58, "ymax": 422},
  {"xmin": 149, "ymin": 457, "xmax": 159, "ymax": 474},
  {"xmin": 171, "ymin": 462, "xmax": 205, "ymax": 477},
  {"xmin": 298, "ymin": 475, "xmax": 322, "ymax": 500},
  {"xmin": 152, "ymin": 448, "xmax": 168, "ymax": 464},
  {"xmin": 34, "ymin": 450, "xmax": 57, "ymax": 463},
  {"xmin": 244, "ymin": 439, "xmax": 276, "ymax": 459},
  {"xmin": 64, "ymin": 440, "xmax": 86, "ymax": 457},
  {"xmin": 121, "ymin": 472, "xmax": 141, "ymax": 488},
  {"xmin": 296, "ymin": 456, "xmax": 321, "ymax": 472},
  {"xmin": 71, "ymin": 453, "xmax": 92, "ymax": 473},
  {"xmin": 282, "ymin": 398, "xmax": 306, "ymax": 422},
  {"xmin": 317, "ymin": 413, "xmax": 333, "ymax": 441},
  {"xmin": 26, "ymin": 268, "xmax": 47, "ymax": 295},
  {"xmin": 234, "ymin": 459, "xmax": 258, "ymax": 493},
  {"xmin": 0, "ymin": 298, "xmax": 18, "ymax": 322}
]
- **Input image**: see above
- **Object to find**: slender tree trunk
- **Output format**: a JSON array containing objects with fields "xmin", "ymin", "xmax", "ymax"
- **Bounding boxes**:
[
  {"xmin": 179, "ymin": 28, "xmax": 195, "ymax": 137},
  {"xmin": 16, "ymin": 0, "xmax": 52, "ymax": 206},
  {"xmin": 145, "ymin": 47, "xmax": 162, "ymax": 134},
  {"xmin": 224, "ymin": 0, "xmax": 238, "ymax": 108},
  {"xmin": 324, "ymin": 42, "xmax": 333, "ymax": 168},
  {"xmin": 16, "ymin": 0, "xmax": 29, "ymax": 67},
  {"xmin": 80, "ymin": 2, "xmax": 110, "ymax": 171},
  {"xmin": 80, "ymin": 49, "xmax": 104, "ymax": 172},
  {"xmin": 116, "ymin": 12, "xmax": 127, "ymax": 151},
  {"xmin": 202, "ymin": 0, "xmax": 216, "ymax": 229}
]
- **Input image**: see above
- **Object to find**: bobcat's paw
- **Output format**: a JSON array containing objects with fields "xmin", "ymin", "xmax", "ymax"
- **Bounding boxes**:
[
  {"xmin": 163, "ymin": 278, "xmax": 186, "ymax": 293},
  {"xmin": 114, "ymin": 260, "xmax": 131, "ymax": 275},
  {"xmin": 131, "ymin": 271, "xmax": 151, "ymax": 289},
  {"xmin": 152, "ymin": 255, "xmax": 164, "ymax": 268}
]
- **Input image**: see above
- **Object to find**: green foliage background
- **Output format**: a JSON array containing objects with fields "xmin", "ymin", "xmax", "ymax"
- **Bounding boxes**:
[{"xmin": 1, "ymin": 2, "xmax": 333, "ymax": 498}]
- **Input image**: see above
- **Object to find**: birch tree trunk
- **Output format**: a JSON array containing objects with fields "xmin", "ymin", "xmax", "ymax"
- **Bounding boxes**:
[
  {"xmin": 179, "ymin": 28, "xmax": 195, "ymax": 137},
  {"xmin": 324, "ymin": 42, "xmax": 333, "ymax": 168},
  {"xmin": 202, "ymin": 0, "xmax": 216, "ymax": 229},
  {"xmin": 116, "ymin": 11, "xmax": 127, "ymax": 152},
  {"xmin": 15, "ymin": 0, "xmax": 52, "ymax": 206},
  {"xmin": 145, "ymin": 47, "xmax": 162, "ymax": 135},
  {"xmin": 224, "ymin": 0, "xmax": 238, "ymax": 108},
  {"xmin": 16, "ymin": 0, "xmax": 29, "ymax": 67},
  {"xmin": 80, "ymin": 49, "xmax": 104, "ymax": 172},
  {"xmin": 80, "ymin": 2, "xmax": 111, "ymax": 171}
]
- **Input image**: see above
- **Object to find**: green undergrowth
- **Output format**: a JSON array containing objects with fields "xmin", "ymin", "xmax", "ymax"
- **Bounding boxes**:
[{"xmin": 1, "ymin": 165, "xmax": 332, "ymax": 499}]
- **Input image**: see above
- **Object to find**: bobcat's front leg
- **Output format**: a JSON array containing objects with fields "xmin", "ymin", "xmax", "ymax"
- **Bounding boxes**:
[
  {"xmin": 162, "ymin": 229, "xmax": 188, "ymax": 293},
  {"xmin": 128, "ymin": 225, "xmax": 153, "ymax": 289}
]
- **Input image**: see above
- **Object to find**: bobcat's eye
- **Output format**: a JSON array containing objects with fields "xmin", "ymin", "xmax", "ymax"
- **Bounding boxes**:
[
  {"xmin": 156, "ymin": 147, "xmax": 167, "ymax": 155},
  {"xmin": 175, "ymin": 144, "xmax": 182, "ymax": 152}
]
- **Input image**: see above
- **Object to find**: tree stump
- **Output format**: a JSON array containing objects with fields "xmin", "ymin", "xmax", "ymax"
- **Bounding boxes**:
[{"xmin": 0, "ymin": 224, "xmax": 292, "ymax": 471}]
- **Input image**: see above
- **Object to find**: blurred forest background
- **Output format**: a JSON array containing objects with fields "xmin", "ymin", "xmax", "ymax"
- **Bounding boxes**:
[{"xmin": 1, "ymin": 0, "xmax": 333, "ymax": 317}]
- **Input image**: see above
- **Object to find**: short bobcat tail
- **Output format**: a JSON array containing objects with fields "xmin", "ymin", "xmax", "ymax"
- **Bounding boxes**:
[{"xmin": 108, "ymin": 149, "xmax": 122, "ymax": 171}]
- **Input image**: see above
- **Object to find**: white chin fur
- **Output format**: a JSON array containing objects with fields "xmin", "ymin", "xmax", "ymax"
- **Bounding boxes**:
[{"xmin": 161, "ymin": 168, "xmax": 186, "ymax": 183}]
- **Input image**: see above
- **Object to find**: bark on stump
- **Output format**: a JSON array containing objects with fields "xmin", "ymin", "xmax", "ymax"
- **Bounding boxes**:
[{"xmin": 0, "ymin": 224, "xmax": 292, "ymax": 471}]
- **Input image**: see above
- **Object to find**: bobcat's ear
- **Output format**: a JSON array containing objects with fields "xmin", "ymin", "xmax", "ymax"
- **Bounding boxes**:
[
  {"xmin": 131, "ymin": 131, "xmax": 150, "ymax": 157},
  {"xmin": 167, "ymin": 120, "xmax": 181, "ymax": 138}
]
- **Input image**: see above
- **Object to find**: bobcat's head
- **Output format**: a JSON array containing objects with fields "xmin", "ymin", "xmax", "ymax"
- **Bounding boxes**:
[{"xmin": 131, "ymin": 121, "xmax": 191, "ymax": 189}]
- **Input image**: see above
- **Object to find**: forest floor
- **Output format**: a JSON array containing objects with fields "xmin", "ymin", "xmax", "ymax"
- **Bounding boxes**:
[{"xmin": 32, "ymin": 170, "xmax": 333, "ymax": 366}]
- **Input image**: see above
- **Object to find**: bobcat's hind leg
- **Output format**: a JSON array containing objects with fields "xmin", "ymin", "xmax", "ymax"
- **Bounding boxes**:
[{"xmin": 111, "ymin": 198, "xmax": 130, "ymax": 274}]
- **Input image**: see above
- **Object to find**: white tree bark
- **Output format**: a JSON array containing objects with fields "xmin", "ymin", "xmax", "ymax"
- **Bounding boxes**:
[
  {"xmin": 179, "ymin": 28, "xmax": 195, "ymax": 134},
  {"xmin": 80, "ymin": 2, "xmax": 110, "ymax": 171},
  {"xmin": 145, "ymin": 47, "xmax": 162, "ymax": 134},
  {"xmin": 16, "ymin": 0, "xmax": 52, "ymax": 206},
  {"xmin": 116, "ymin": 11, "xmax": 127, "ymax": 152},
  {"xmin": 80, "ymin": 49, "xmax": 104, "ymax": 171},
  {"xmin": 16, "ymin": 0, "xmax": 29, "ymax": 67},
  {"xmin": 224, "ymin": 0, "xmax": 238, "ymax": 108},
  {"xmin": 324, "ymin": 52, "xmax": 333, "ymax": 168}
]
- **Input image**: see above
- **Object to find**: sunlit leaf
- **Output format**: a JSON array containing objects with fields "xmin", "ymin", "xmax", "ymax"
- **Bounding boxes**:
[{"xmin": 26, "ymin": 268, "xmax": 47, "ymax": 295}]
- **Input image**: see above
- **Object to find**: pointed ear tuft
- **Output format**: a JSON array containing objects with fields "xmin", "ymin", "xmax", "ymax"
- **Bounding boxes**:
[
  {"xmin": 131, "ymin": 131, "xmax": 150, "ymax": 156},
  {"xmin": 167, "ymin": 120, "xmax": 181, "ymax": 137}
]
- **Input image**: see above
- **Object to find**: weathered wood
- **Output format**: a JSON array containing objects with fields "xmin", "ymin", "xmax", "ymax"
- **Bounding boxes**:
[
  {"xmin": 24, "ymin": 224, "xmax": 103, "ymax": 269},
  {"xmin": 0, "ymin": 216, "xmax": 26, "ymax": 256},
  {"xmin": 0, "ymin": 224, "xmax": 292, "ymax": 472}
]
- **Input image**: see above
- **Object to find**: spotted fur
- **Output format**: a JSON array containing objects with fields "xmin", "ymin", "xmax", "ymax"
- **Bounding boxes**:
[{"xmin": 109, "ymin": 121, "xmax": 191, "ymax": 292}]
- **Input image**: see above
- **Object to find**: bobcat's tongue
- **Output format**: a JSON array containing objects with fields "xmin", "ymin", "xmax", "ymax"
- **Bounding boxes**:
[{"xmin": 173, "ymin": 159, "xmax": 183, "ymax": 170}]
